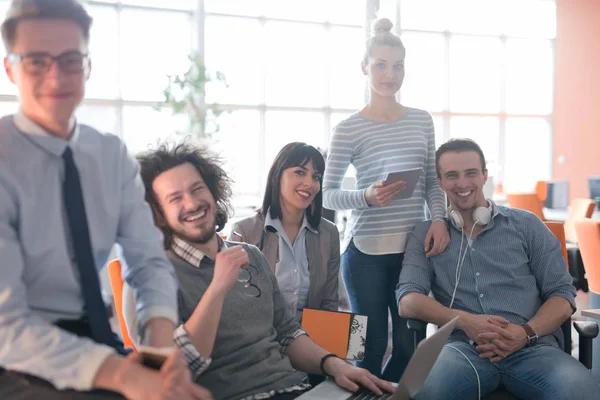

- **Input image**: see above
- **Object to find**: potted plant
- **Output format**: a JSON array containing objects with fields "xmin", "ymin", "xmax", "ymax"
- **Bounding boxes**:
[{"xmin": 157, "ymin": 51, "xmax": 228, "ymax": 140}]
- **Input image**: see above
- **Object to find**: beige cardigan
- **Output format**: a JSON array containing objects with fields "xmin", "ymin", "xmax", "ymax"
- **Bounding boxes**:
[{"xmin": 228, "ymin": 213, "xmax": 340, "ymax": 312}]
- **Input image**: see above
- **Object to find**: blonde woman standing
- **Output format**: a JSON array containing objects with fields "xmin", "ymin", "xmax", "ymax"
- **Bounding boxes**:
[{"xmin": 322, "ymin": 18, "xmax": 449, "ymax": 381}]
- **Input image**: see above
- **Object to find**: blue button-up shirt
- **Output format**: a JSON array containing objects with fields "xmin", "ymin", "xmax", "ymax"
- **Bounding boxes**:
[
  {"xmin": 265, "ymin": 213, "xmax": 316, "ymax": 321},
  {"xmin": 0, "ymin": 113, "xmax": 178, "ymax": 390},
  {"xmin": 396, "ymin": 202, "xmax": 576, "ymax": 348}
]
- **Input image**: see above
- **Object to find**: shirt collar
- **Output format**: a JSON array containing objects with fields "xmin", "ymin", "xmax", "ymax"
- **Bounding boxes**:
[
  {"xmin": 488, "ymin": 199, "xmax": 505, "ymax": 217},
  {"xmin": 171, "ymin": 235, "xmax": 227, "ymax": 268},
  {"xmin": 13, "ymin": 110, "xmax": 81, "ymax": 157},
  {"xmin": 264, "ymin": 210, "xmax": 318, "ymax": 235}
]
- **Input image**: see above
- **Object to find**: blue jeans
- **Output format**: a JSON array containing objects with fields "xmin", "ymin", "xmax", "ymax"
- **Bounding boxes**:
[
  {"xmin": 341, "ymin": 240, "xmax": 411, "ymax": 381},
  {"xmin": 415, "ymin": 336, "xmax": 600, "ymax": 400}
]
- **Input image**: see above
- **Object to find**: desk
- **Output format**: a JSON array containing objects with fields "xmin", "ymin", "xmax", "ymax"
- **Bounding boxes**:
[
  {"xmin": 582, "ymin": 309, "xmax": 600, "ymax": 319},
  {"xmin": 542, "ymin": 208, "xmax": 600, "ymax": 222},
  {"xmin": 493, "ymin": 194, "xmax": 600, "ymax": 222}
]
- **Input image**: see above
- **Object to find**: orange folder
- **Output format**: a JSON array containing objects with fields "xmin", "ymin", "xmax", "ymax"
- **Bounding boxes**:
[{"xmin": 302, "ymin": 308, "xmax": 367, "ymax": 361}]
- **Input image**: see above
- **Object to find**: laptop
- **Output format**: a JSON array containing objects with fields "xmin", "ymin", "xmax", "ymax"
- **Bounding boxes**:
[{"xmin": 296, "ymin": 316, "xmax": 459, "ymax": 400}]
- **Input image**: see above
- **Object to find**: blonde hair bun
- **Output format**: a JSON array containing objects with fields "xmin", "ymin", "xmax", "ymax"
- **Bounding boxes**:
[{"xmin": 371, "ymin": 18, "xmax": 393, "ymax": 36}]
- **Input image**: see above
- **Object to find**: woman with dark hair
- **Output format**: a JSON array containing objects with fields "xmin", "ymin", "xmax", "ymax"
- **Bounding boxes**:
[{"xmin": 228, "ymin": 142, "xmax": 341, "ymax": 322}]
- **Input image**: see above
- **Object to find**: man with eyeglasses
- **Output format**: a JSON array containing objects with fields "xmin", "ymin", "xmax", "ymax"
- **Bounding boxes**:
[
  {"xmin": 130, "ymin": 140, "xmax": 395, "ymax": 400},
  {"xmin": 0, "ymin": 1, "xmax": 211, "ymax": 399}
]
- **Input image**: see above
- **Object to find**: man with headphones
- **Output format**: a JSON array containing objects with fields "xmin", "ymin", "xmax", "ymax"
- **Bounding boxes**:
[{"xmin": 395, "ymin": 139, "xmax": 599, "ymax": 399}]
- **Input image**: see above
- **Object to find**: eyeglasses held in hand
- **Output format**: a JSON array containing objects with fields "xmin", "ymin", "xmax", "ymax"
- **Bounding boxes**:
[
  {"xmin": 238, "ymin": 264, "xmax": 261, "ymax": 297},
  {"xmin": 7, "ymin": 51, "xmax": 89, "ymax": 76}
]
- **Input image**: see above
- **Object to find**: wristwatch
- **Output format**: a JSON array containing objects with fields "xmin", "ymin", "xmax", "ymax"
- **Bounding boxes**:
[
  {"xmin": 320, "ymin": 354, "xmax": 339, "ymax": 377},
  {"xmin": 520, "ymin": 323, "xmax": 539, "ymax": 346}
]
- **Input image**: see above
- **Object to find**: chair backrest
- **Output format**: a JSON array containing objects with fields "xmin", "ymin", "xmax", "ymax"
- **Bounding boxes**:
[
  {"xmin": 535, "ymin": 180, "xmax": 548, "ymax": 202},
  {"xmin": 507, "ymin": 193, "xmax": 545, "ymax": 220},
  {"xmin": 564, "ymin": 198, "xmax": 596, "ymax": 243},
  {"xmin": 574, "ymin": 219, "xmax": 600, "ymax": 294},
  {"xmin": 544, "ymin": 221, "xmax": 569, "ymax": 269},
  {"xmin": 107, "ymin": 259, "xmax": 136, "ymax": 351}
]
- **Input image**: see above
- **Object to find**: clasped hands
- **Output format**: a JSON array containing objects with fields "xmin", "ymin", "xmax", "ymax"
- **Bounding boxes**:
[{"xmin": 461, "ymin": 314, "xmax": 529, "ymax": 363}]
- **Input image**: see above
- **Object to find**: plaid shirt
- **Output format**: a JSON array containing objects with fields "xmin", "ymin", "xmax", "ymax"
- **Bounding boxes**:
[
  {"xmin": 171, "ymin": 236, "xmax": 310, "ymax": 397},
  {"xmin": 173, "ymin": 324, "xmax": 211, "ymax": 378}
]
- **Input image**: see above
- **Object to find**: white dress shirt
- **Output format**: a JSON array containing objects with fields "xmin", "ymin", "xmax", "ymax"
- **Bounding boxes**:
[
  {"xmin": 0, "ymin": 113, "xmax": 178, "ymax": 390},
  {"xmin": 264, "ymin": 213, "xmax": 313, "ymax": 321}
]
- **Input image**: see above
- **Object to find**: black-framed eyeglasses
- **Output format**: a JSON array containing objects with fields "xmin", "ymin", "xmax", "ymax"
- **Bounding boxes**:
[
  {"xmin": 238, "ymin": 264, "xmax": 261, "ymax": 297},
  {"xmin": 7, "ymin": 51, "xmax": 89, "ymax": 76}
]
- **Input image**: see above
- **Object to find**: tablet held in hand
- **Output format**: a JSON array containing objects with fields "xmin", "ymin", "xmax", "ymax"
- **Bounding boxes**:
[{"xmin": 383, "ymin": 168, "xmax": 423, "ymax": 200}]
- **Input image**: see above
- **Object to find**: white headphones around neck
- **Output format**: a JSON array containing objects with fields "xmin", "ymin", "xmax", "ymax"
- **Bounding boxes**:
[
  {"xmin": 447, "ymin": 204, "xmax": 493, "ymax": 230},
  {"xmin": 446, "ymin": 204, "xmax": 492, "ymax": 400},
  {"xmin": 448, "ymin": 203, "xmax": 493, "ymax": 311}
]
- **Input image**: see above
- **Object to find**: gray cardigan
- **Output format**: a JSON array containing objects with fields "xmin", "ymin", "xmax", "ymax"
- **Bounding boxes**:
[{"xmin": 228, "ymin": 213, "xmax": 341, "ymax": 312}]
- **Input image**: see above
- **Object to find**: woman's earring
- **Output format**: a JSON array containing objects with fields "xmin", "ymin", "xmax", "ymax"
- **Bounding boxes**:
[{"xmin": 311, "ymin": 201, "xmax": 315, "ymax": 216}]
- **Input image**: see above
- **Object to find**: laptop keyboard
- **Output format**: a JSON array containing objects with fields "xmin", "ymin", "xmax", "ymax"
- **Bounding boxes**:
[{"xmin": 347, "ymin": 387, "xmax": 393, "ymax": 400}]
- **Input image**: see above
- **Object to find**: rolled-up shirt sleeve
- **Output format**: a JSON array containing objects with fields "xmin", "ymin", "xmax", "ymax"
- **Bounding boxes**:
[
  {"xmin": 0, "ymin": 184, "xmax": 115, "ymax": 391},
  {"xmin": 279, "ymin": 328, "xmax": 308, "ymax": 354},
  {"xmin": 115, "ymin": 141, "xmax": 178, "ymax": 329},
  {"xmin": 173, "ymin": 324, "xmax": 211, "ymax": 379},
  {"xmin": 396, "ymin": 222, "xmax": 434, "ymax": 307}
]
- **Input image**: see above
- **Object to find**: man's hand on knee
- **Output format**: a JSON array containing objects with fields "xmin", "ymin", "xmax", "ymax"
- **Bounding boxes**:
[{"xmin": 476, "ymin": 323, "xmax": 528, "ymax": 362}]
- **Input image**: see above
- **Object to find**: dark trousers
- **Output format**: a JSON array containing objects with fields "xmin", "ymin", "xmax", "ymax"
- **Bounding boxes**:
[
  {"xmin": 0, "ymin": 369, "xmax": 125, "ymax": 400},
  {"xmin": 0, "ymin": 318, "xmax": 127, "ymax": 399},
  {"xmin": 341, "ymin": 240, "xmax": 411, "ymax": 382}
]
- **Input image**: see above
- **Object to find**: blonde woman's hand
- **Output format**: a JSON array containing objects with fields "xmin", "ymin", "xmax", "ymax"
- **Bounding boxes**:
[
  {"xmin": 424, "ymin": 220, "xmax": 450, "ymax": 257},
  {"xmin": 364, "ymin": 180, "xmax": 406, "ymax": 207}
]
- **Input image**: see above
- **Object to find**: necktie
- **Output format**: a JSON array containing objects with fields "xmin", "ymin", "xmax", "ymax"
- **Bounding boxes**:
[{"xmin": 62, "ymin": 147, "xmax": 115, "ymax": 347}]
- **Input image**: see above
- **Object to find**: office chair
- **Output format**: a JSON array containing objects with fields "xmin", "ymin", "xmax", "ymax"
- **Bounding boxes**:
[{"xmin": 107, "ymin": 259, "xmax": 137, "ymax": 351}]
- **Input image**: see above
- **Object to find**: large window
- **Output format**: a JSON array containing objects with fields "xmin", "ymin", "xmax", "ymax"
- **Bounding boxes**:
[
  {"xmin": 205, "ymin": 0, "xmax": 556, "ymax": 197},
  {"xmin": 85, "ymin": 1, "xmax": 195, "ymax": 155},
  {"xmin": 394, "ymin": 0, "xmax": 556, "ymax": 193},
  {"xmin": 0, "ymin": 0, "xmax": 556, "ymax": 197},
  {"xmin": 203, "ymin": 0, "xmax": 366, "ymax": 199}
]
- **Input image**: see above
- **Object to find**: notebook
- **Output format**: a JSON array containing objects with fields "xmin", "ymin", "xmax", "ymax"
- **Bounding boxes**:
[{"xmin": 302, "ymin": 308, "xmax": 368, "ymax": 361}]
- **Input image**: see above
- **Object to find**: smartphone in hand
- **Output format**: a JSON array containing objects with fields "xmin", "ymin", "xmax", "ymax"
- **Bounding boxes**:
[{"xmin": 138, "ymin": 346, "xmax": 173, "ymax": 370}]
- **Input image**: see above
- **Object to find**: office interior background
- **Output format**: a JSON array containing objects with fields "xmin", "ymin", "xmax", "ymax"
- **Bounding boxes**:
[{"xmin": 0, "ymin": 0, "xmax": 597, "ymax": 214}]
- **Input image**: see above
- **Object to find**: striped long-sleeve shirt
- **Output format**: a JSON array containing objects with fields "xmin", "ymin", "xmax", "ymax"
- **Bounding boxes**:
[{"xmin": 322, "ymin": 107, "xmax": 446, "ymax": 254}]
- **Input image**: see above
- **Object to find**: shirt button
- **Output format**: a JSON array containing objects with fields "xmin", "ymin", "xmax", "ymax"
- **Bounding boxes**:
[
  {"xmin": 471, "ymin": 248, "xmax": 475, "ymax": 252},
  {"xmin": 476, "ymin": 272, "xmax": 480, "ymax": 277},
  {"xmin": 480, "ymin": 294, "xmax": 484, "ymax": 298}
]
